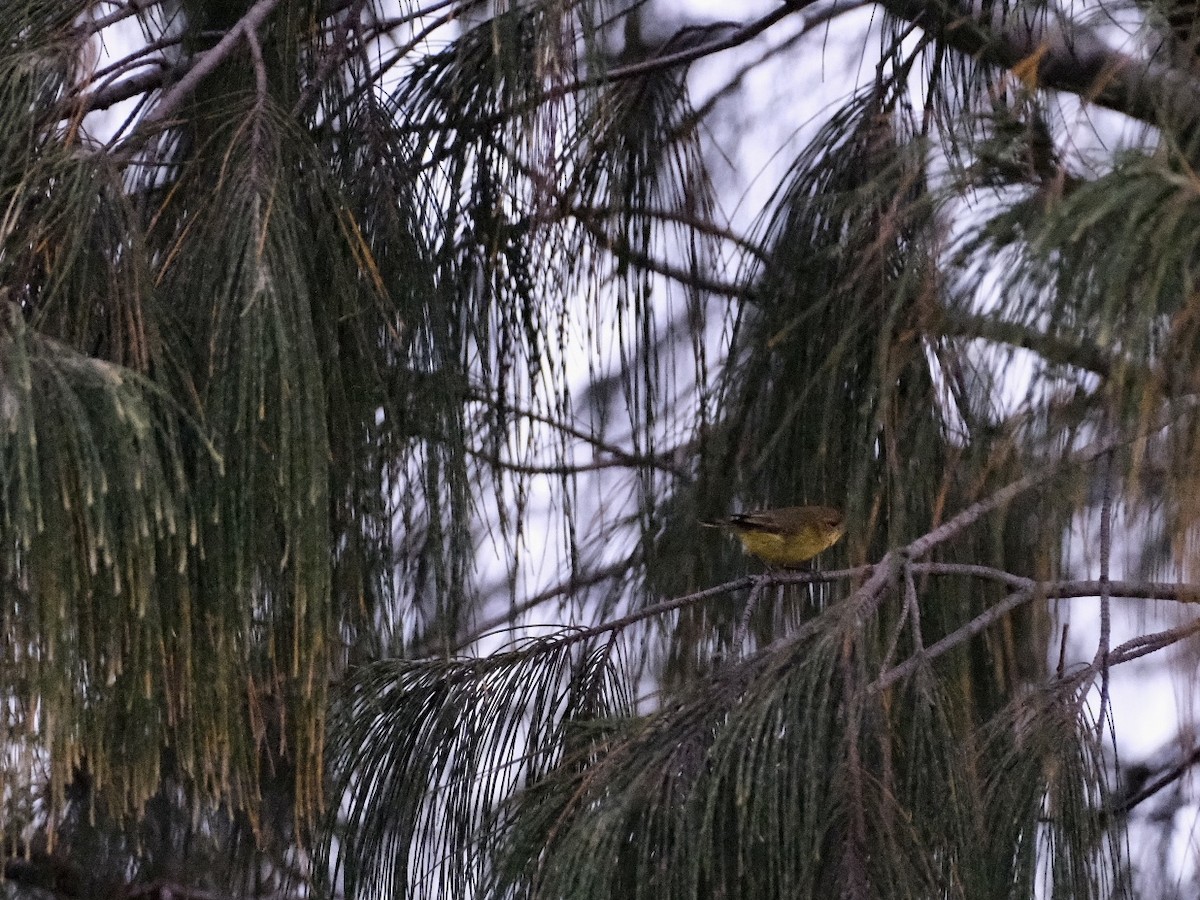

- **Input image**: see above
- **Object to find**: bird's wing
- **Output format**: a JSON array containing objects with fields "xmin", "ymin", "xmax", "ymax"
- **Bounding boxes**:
[{"xmin": 724, "ymin": 512, "xmax": 779, "ymax": 531}]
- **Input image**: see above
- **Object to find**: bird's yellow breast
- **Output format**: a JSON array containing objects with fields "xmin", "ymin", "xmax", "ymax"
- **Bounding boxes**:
[{"xmin": 735, "ymin": 522, "xmax": 843, "ymax": 567}]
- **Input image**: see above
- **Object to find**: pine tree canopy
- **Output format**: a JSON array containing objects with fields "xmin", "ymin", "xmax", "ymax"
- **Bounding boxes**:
[{"xmin": 5, "ymin": 0, "xmax": 1200, "ymax": 897}]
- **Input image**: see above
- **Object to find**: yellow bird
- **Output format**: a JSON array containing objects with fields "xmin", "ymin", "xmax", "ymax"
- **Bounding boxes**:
[{"xmin": 702, "ymin": 505, "xmax": 845, "ymax": 568}]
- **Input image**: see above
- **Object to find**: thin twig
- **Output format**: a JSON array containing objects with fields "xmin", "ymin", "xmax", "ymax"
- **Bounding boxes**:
[
  {"xmin": 78, "ymin": 66, "xmax": 168, "ymax": 116},
  {"xmin": 451, "ymin": 559, "xmax": 634, "ymax": 651},
  {"xmin": 839, "ymin": 551, "xmax": 902, "ymax": 626},
  {"xmin": 571, "ymin": 214, "xmax": 749, "ymax": 299},
  {"xmin": 571, "ymin": 203, "xmax": 768, "ymax": 263},
  {"xmin": 549, "ymin": 567, "xmax": 880, "ymax": 655},
  {"xmin": 1108, "ymin": 745, "xmax": 1200, "ymax": 819},
  {"xmin": 463, "ymin": 445, "xmax": 684, "ymax": 477},
  {"xmin": 870, "ymin": 579, "xmax": 1200, "ymax": 693},
  {"xmin": 317, "ymin": 4, "xmax": 816, "ymax": 156},
  {"xmin": 314, "ymin": 2, "xmax": 467, "ymax": 123},
  {"xmin": 1108, "ymin": 618, "xmax": 1200, "ymax": 666},
  {"xmin": 474, "ymin": 574, "xmax": 757, "ymax": 657},
  {"xmin": 463, "ymin": 391, "xmax": 692, "ymax": 478},
  {"xmin": 1053, "ymin": 580, "xmax": 1200, "ymax": 603},
  {"xmin": 1096, "ymin": 446, "xmax": 1114, "ymax": 737},
  {"xmin": 431, "ymin": 548, "xmax": 1200, "ymax": 705},
  {"xmin": 909, "ymin": 561, "xmax": 1035, "ymax": 591},
  {"xmin": 881, "ymin": 560, "xmax": 923, "ymax": 673},
  {"xmin": 871, "ymin": 587, "xmax": 1036, "ymax": 693},
  {"xmin": 81, "ymin": 33, "xmax": 179, "ymax": 90},
  {"xmin": 937, "ymin": 309, "xmax": 1117, "ymax": 377},
  {"xmin": 352, "ymin": 0, "xmax": 467, "ymax": 38},
  {"xmin": 907, "ymin": 564, "xmax": 924, "ymax": 653},
  {"xmin": 69, "ymin": 0, "xmax": 1200, "ymax": 150},
  {"xmin": 574, "ymin": 6, "xmax": 794, "ymax": 86},
  {"xmin": 907, "ymin": 401, "xmax": 1197, "ymax": 561},
  {"xmin": 1056, "ymin": 622, "xmax": 1070, "ymax": 678},
  {"xmin": 292, "ymin": 0, "xmax": 369, "ymax": 118},
  {"xmin": 735, "ymin": 578, "xmax": 767, "ymax": 648},
  {"xmin": 78, "ymin": 0, "xmax": 163, "ymax": 36},
  {"xmin": 435, "ymin": 568, "xmax": 864, "ymax": 660},
  {"xmin": 246, "ymin": 17, "xmax": 269, "ymax": 175},
  {"xmin": 680, "ymin": 2, "xmax": 841, "ymax": 131}
]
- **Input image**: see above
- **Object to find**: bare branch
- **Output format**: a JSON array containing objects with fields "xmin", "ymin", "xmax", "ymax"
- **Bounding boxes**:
[
  {"xmin": 443, "ymin": 574, "xmax": 754, "ymax": 659},
  {"xmin": 572, "ymin": 203, "xmax": 768, "ymax": 263},
  {"xmin": 1108, "ymin": 618, "xmax": 1200, "ymax": 665},
  {"xmin": 590, "ymin": 7, "xmax": 792, "ymax": 85},
  {"xmin": 80, "ymin": 65, "xmax": 168, "ymax": 116},
  {"xmin": 434, "ymin": 566, "xmax": 872, "ymax": 660},
  {"xmin": 84, "ymin": 33, "xmax": 179, "ymax": 89}
]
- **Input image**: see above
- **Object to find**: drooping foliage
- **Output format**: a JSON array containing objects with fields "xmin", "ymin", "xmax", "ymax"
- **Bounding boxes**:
[{"xmin": 3, "ymin": 0, "xmax": 1200, "ymax": 897}]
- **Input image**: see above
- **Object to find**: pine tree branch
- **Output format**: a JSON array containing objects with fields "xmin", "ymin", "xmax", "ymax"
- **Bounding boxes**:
[
  {"xmin": 291, "ymin": 0, "xmax": 370, "ymax": 117},
  {"xmin": 1096, "ymin": 444, "xmax": 1114, "ymax": 735},
  {"xmin": 79, "ymin": 65, "xmax": 170, "ymax": 116},
  {"xmin": 871, "ymin": 579, "xmax": 1200, "ymax": 693},
  {"xmin": 69, "ymin": 0, "xmax": 287, "ymax": 151},
  {"xmin": 77, "ymin": 0, "xmax": 1200, "ymax": 162},
  {"xmin": 72, "ymin": 0, "xmax": 376, "ymax": 116},
  {"xmin": 125, "ymin": 0, "xmax": 283, "ymax": 143},
  {"xmin": 77, "ymin": 0, "xmax": 163, "ymax": 36},
  {"xmin": 84, "ymin": 33, "xmax": 180, "ymax": 90},
  {"xmin": 574, "ymin": 215, "xmax": 750, "ymax": 298},
  {"xmin": 937, "ymin": 309, "xmax": 1117, "ymax": 377},
  {"xmin": 1107, "ymin": 617, "xmax": 1200, "ymax": 665},
  {"xmin": 464, "ymin": 444, "xmax": 688, "ymax": 476},
  {"xmin": 905, "ymin": 401, "xmax": 1196, "ymax": 561},
  {"xmin": 884, "ymin": 0, "xmax": 1200, "ymax": 136},
  {"xmin": 439, "ymin": 538, "xmax": 1200, "ymax": 674},
  {"xmin": 463, "ymin": 391, "xmax": 694, "ymax": 476},
  {"xmin": 424, "ymin": 567, "xmax": 870, "ymax": 660},
  {"xmin": 572, "ymin": 204, "xmax": 768, "ymax": 263},
  {"xmin": 590, "ymin": 8, "xmax": 787, "ymax": 84},
  {"xmin": 450, "ymin": 558, "xmax": 637, "ymax": 652},
  {"xmin": 1108, "ymin": 744, "xmax": 1200, "ymax": 818},
  {"xmin": 907, "ymin": 560, "xmax": 1034, "ymax": 590}
]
